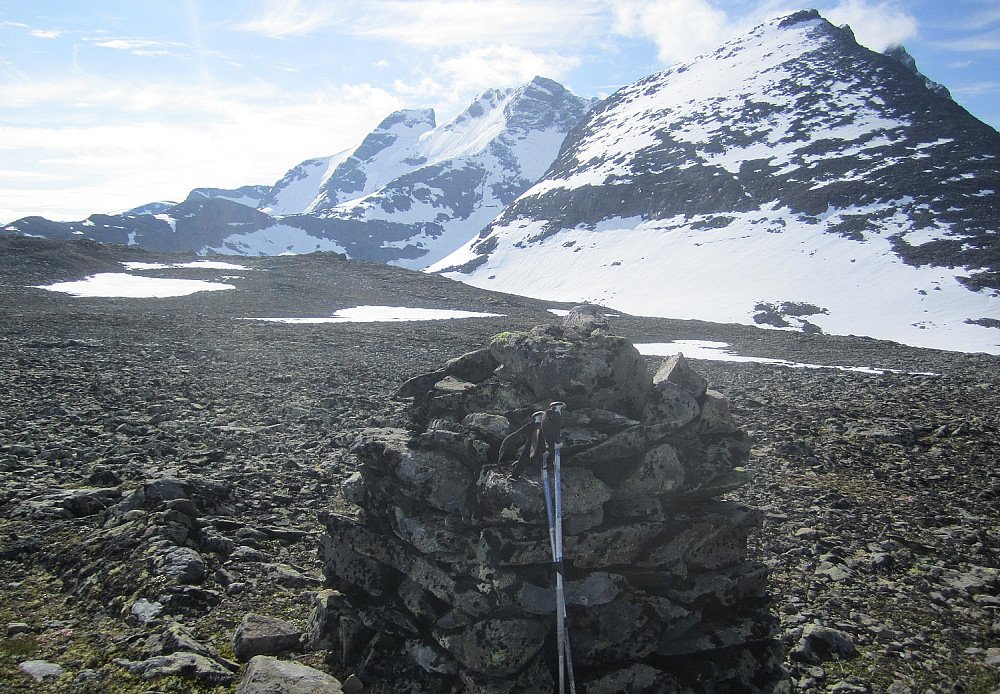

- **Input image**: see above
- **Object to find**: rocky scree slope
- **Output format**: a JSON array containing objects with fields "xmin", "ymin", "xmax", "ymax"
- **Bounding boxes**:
[{"xmin": 0, "ymin": 239, "xmax": 999, "ymax": 692}]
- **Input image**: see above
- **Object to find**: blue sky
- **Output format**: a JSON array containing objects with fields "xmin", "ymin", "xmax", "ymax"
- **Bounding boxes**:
[{"xmin": 2, "ymin": 0, "xmax": 997, "ymax": 223}]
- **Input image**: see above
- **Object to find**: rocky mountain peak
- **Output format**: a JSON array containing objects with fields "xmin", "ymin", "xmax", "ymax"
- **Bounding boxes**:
[
  {"xmin": 504, "ymin": 75, "xmax": 596, "ymax": 135},
  {"xmin": 375, "ymin": 107, "xmax": 437, "ymax": 133},
  {"xmin": 432, "ymin": 10, "xmax": 1000, "ymax": 354},
  {"xmin": 883, "ymin": 44, "xmax": 952, "ymax": 99}
]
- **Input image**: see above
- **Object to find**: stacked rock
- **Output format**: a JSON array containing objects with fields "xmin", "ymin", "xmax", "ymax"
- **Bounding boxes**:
[{"xmin": 316, "ymin": 307, "xmax": 783, "ymax": 693}]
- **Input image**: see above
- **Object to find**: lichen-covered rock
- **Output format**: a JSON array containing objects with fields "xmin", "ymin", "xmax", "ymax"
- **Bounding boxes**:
[
  {"xmin": 435, "ymin": 617, "xmax": 546, "ymax": 676},
  {"xmin": 653, "ymin": 353, "xmax": 708, "ymax": 398},
  {"xmin": 232, "ymin": 614, "xmax": 303, "ymax": 662},
  {"xmin": 489, "ymin": 327, "xmax": 651, "ymax": 418},
  {"xmin": 114, "ymin": 652, "xmax": 236, "ymax": 684},
  {"xmin": 235, "ymin": 656, "xmax": 343, "ymax": 694},
  {"xmin": 316, "ymin": 309, "xmax": 782, "ymax": 692}
]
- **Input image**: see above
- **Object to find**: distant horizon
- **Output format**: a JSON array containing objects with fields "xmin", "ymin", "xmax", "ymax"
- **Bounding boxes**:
[{"xmin": 3, "ymin": 1, "xmax": 998, "ymax": 224}]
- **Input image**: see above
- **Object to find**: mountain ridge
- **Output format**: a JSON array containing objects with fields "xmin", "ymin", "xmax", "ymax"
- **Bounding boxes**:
[
  {"xmin": 3, "ymin": 77, "xmax": 593, "ymax": 269},
  {"xmin": 431, "ymin": 10, "xmax": 1000, "ymax": 354}
]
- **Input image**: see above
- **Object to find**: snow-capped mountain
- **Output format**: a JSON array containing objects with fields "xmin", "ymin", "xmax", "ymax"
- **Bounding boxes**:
[
  {"xmin": 249, "ymin": 77, "xmax": 594, "ymax": 268},
  {"xmin": 3, "ymin": 78, "xmax": 592, "ymax": 268},
  {"xmin": 432, "ymin": 10, "xmax": 1000, "ymax": 354}
]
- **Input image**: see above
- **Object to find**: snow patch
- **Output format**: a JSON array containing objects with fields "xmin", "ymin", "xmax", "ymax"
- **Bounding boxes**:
[
  {"xmin": 635, "ymin": 340, "xmax": 937, "ymax": 375},
  {"xmin": 246, "ymin": 305, "xmax": 504, "ymax": 324},
  {"xmin": 35, "ymin": 274, "xmax": 235, "ymax": 298}
]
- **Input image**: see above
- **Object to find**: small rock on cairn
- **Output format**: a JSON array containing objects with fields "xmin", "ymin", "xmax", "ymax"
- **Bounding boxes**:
[{"xmin": 315, "ymin": 307, "xmax": 784, "ymax": 693}]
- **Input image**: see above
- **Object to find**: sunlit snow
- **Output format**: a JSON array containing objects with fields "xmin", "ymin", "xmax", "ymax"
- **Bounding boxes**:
[
  {"xmin": 247, "ymin": 305, "xmax": 503, "ymax": 324},
  {"xmin": 635, "ymin": 340, "xmax": 934, "ymax": 375},
  {"xmin": 36, "ymin": 273, "xmax": 235, "ymax": 298},
  {"xmin": 439, "ymin": 206, "xmax": 1000, "ymax": 355},
  {"xmin": 122, "ymin": 260, "xmax": 250, "ymax": 271}
]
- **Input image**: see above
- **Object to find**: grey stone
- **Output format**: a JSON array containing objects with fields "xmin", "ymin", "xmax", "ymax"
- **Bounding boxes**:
[
  {"xmin": 263, "ymin": 563, "xmax": 324, "ymax": 589},
  {"xmin": 475, "ymin": 465, "xmax": 611, "ymax": 525},
  {"xmin": 791, "ymin": 624, "xmax": 858, "ymax": 663},
  {"xmin": 583, "ymin": 663, "xmax": 681, "ymax": 694},
  {"xmin": 341, "ymin": 471, "xmax": 366, "ymax": 506},
  {"xmin": 391, "ymin": 507, "xmax": 473, "ymax": 557},
  {"xmin": 145, "ymin": 477, "xmax": 189, "ymax": 502},
  {"xmin": 18, "ymin": 659, "xmax": 67, "ymax": 682},
  {"xmin": 517, "ymin": 572, "xmax": 624, "ymax": 613},
  {"xmin": 14, "ymin": 487, "xmax": 121, "ymax": 520},
  {"xmin": 342, "ymin": 674, "xmax": 364, "ymax": 694},
  {"xmin": 643, "ymin": 380, "xmax": 701, "ymax": 426},
  {"xmin": 444, "ymin": 348, "xmax": 501, "ymax": 383},
  {"xmin": 615, "ymin": 443, "xmax": 685, "ymax": 498},
  {"xmin": 6, "ymin": 622, "xmax": 29, "ymax": 637},
  {"xmin": 113, "ymin": 652, "xmax": 235, "ymax": 683},
  {"xmin": 392, "ymin": 444, "xmax": 476, "ymax": 515},
  {"xmin": 462, "ymin": 412, "xmax": 511, "ymax": 441},
  {"xmin": 490, "ymin": 328, "xmax": 650, "ymax": 418},
  {"xmin": 235, "ymin": 656, "xmax": 343, "ymax": 694},
  {"xmin": 562, "ymin": 304, "xmax": 610, "ymax": 334},
  {"xmin": 569, "ymin": 422, "xmax": 674, "ymax": 481},
  {"xmin": 698, "ymin": 390, "xmax": 738, "ymax": 434},
  {"xmin": 233, "ymin": 614, "xmax": 303, "ymax": 662},
  {"xmin": 435, "ymin": 617, "xmax": 546, "ymax": 676},
  {"xmin": 405, "ymin": 637, "xmax": 458, "ymax": 674},
  {"xmin": 153, "ymin": 545, "xmax": 206, "ymax": 584},
  {"xmin": 568, "ymin": 522, "xmax": 666, "ymax": 569},
  {"xmin": 129, "ymin": 598, "xmax": 164, "ymax": 625},
  {"xmin": 653, "ymin": 353, "xmax": 708, "ymax": 398},
  {"xmin": 143, "ymin": 621, "xmax": 238, "ymax": 672}
]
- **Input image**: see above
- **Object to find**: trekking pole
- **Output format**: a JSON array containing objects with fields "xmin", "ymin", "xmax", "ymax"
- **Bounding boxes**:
[
  {"xmin": 549, "ymin": 402, "xmax": 576, "ymax": 694},
  {"xmin": 535, "ymin": 410, "xmax": 564, "ymax": 693}
]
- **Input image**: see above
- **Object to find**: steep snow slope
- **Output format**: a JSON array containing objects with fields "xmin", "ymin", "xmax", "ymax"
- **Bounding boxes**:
[
  {"xmin": 315, "ymin": 77, "xmax": 588, "ymax": 269},
  {"xmin": 249, "ymin": 77, "xmax": 593, "ymax": 268},
  {"xmin": 432, "ymin": 11, "xmax": 1000, "ymax": 354},
  {"xmin": 257, "ymin": 150, "xmax": 352, "ymax": 216}
]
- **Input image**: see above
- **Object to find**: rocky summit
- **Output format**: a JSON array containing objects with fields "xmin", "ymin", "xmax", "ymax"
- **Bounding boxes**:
[{"xmin": 1, "ymin": 237, "xmax": 1000, "ymax": 693}]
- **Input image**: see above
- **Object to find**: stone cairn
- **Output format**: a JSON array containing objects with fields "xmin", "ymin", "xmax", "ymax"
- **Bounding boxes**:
[{"xmin": 313, "ymin": 307, "xmax": 783, "ymax": 693}]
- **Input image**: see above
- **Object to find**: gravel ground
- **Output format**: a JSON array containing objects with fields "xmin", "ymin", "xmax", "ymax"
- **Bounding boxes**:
[{"xmin": 1, "ymin": 238, "xmax": 998, "ymax": 693}]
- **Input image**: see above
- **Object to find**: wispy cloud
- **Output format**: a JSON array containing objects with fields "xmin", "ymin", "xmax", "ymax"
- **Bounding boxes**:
[
  {"xmin": 234, "ymin": 0, "xmax": 356, "ymax": 37},
  {"xmin": 355, "ymin": 0, "xmax": 604, "ymax": 48},
  {"xmin": 939, "ymin": 30, "xmax": 1000, "ymax": 52},
  {"xmin": 236, "ymin": 0, "xmax": 603, "ymax": 46},
  {"xmin": 434, "ymin": 44, "xmax": 581, "ymax": 95},
  {"xmin": 29, "ymin": 29, "xmax": 64, "ymax": 39},
  {"xmin": 88, "ymin": 37, "xmax": 193, "ymax": 57},
  {"xmin": 824, "ymin": 0, "xmax": 918, "ymax": 52},
  {"xmin": 952, "ymin": 81, "xmax": 1000, "ymax": 97},
  {"xmin": 956, "ymin": 2, "xmax": 1000, "ymax": 31},
  {"xmin": 609, "ymin": 0, "xmax": 736, "ymax": 63}
]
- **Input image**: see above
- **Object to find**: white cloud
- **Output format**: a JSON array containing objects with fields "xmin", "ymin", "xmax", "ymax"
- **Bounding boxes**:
[
  {"xmin": 91, "ymin": 38, "xmax": 186, "ymax": 51},
  {"xmin": 435, "ymin": 44, "xmax": 581, "ymax": 94},
  {"xmin": 608, "ymin": 0, "xmax": 736, "ymax": 63},
  {"xmin": 0, "ymin": 75, "xmax": 402, "ymax": 222},
  {"xmin": 236, "ymin": 0, "xmax": 604, "ymax": 47},
  {"xmin": 824, "ymin": 0, "xmax": 918, "ymax": 52},
  {"xmin": 355, "ymin": 0, "xmax": 603, "ymax": 48},
  {"xmin": 29, "ymin": 29, "xmax": 64, "ymax": 39}
]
